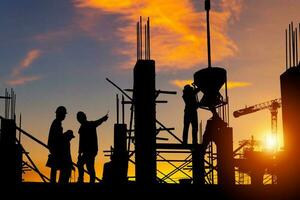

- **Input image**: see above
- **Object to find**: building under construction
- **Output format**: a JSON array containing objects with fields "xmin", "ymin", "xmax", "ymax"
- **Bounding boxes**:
[{"xmin": 0, "ymin": 0, "xmax": 300, "ymax": 199}]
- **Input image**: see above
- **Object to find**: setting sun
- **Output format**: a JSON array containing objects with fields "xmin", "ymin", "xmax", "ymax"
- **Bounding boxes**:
[
  {"xmin": 1, "ymin": 0, "xmax": 300, "ymax": 198},
  {"xmin": 265, "ymin": 134, "xmax": 278, "ymax": 151}
]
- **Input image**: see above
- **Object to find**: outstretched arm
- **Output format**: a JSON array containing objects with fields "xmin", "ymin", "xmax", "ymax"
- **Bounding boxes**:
[{"xmin": 94, "ymin": 114, "xmax": 109, "ymax": 127}]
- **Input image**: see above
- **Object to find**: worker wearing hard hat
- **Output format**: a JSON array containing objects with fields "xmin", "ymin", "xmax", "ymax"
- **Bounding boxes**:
[
  {"xmin": 182, "ymin": 84, "xmax": 201, "ymax": 145},
  {"xmin": 47, "ymin": 106, "xmax": 73, "ymax": 183}
]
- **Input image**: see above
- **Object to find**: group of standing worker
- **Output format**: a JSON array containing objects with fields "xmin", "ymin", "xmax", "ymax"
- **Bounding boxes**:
[
  {"xmin": 46, "ymin": 83, "xmax": 200, "ymax": 183},
  {"xmin": 47, "ymin": 106, "xmax": 108, "ymax": 184}
]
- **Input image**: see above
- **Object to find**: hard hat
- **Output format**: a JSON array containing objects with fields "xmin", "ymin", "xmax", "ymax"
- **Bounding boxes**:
[
  {"xmin": 55, "ymin": 106, "xmax": 67, "ymax": 114},
  {"xmin": 183, "ymin": 84, "xmax": 192, "ymax": 91}
]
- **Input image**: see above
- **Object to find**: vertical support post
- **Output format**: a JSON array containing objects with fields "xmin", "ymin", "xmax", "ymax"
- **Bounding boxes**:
[
  {"xmin": 280, "ymin": 57, "xmax": 300, "ymax": 188},
  {"xmin": 0, "ymin": 118, "xmax": 20, "ymax": 186},
  {"xmin": 217, "ymin": 127, "xmax": 234, "ymax": 186},
  {"xmin": 113, "ymin": 124, "xmax": 128, "ymax": 183},
  {"xmin": 192, "ymin": 145, "xmax": 204, "ymax": 184},
  {"xmin": 134, "ymin": 60, "xmax": 157, "ymax": 185}
]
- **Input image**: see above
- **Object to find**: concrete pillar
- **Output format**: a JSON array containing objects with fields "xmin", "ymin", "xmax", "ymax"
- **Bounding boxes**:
[
  {"xmin": 0, "ymin": 119, "xmax": 20, "ymax": 186},
  {"xmin": 113, "ymin": 123, "xmax": 128, "ymax": 183},
  {"xmin": 133, "ymin": 60, "xmax": 157, "ymax": 185}
]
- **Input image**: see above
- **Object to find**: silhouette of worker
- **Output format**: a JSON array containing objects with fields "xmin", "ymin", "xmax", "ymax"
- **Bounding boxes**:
[
  {"xmin": 182, "ymin": 84, "xmax": 201, "ymax": 145},
  {"xmin": 47, "ymin": 106, "xmax": 73, "ymax": 183},
  {"xmin": 59, "ymin": 130, "xmax": 75, "ymax": 184},
  {"xmin": 76, "ymin": 111, "xmax": 109, "ymax": 183}
]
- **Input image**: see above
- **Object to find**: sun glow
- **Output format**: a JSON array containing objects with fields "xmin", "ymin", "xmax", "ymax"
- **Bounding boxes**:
[{"xmin": 265, "ymin": 134, "xmax": 278, "ymax": 151}]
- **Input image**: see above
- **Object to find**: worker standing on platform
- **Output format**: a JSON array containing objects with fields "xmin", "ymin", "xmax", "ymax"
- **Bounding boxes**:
[
  {"xmin": 47, "ymin": 106, "xmax": 72, "ymax": 183},
  {"xmin": 182, "ymin": 84, "xmax": 201, "ymax": 145},
  {"xmin": 76, "ymin": 111, "xmax": 109, "ymax": 183}
]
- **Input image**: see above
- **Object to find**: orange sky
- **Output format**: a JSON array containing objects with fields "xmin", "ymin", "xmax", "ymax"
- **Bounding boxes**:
[{"xmin": 8, "ymin": 0, "xmax": 300, "ymax": 182}]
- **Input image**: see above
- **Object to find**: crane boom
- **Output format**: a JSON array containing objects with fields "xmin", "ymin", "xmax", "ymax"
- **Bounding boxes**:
[
  {"xmin": 233, "ymin": 98, "xmax": 282, "ymax": 151},
  {"xmin": 233, "ymin": 98, "xmax": 281, "ymax": 118}
]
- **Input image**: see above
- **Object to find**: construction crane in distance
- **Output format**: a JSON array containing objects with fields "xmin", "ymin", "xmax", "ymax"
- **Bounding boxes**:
[{"xmin": 233, "ymin": 98, "xmax": 282, "ymax": 150}]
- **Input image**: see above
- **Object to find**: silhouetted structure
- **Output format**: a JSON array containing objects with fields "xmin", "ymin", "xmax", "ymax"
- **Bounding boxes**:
[
  {"xmin": 133, "ymin": 17, "xmax": 157, "ymax": 186},
  {"xmin": 134, "ymin": 60, "xmax": 156, "ymax": 185},
  {"xmin": 278, "ymin": 22, "xmax": 299, "ymax": 191},
  {"xmin": 77, "ymin": 111, "xmax": 108, "ymax": 183},
  {"xmin": 0, "ymin": 89, "xmax": 21, "ymax": 188},
  {"xmin": 233, "ymin": 99, "xmax": 281, "ymax": 184},
  {"xmin": 102, "ymin": 123, "xmax": 128, "ymax": 184},
  {"xmin": 4, "ymin": 3, "xmax": 300, "ymax": 200},
  {"xmin": 0, "ymin": 118, "xmax": 20, "ymax": 186},
  {"xmin": 192, "ymin": 0, "xmax": 234, "ymax": 186}
]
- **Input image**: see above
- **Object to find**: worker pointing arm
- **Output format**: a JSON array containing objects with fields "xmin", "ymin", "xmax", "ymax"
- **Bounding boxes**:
[
  {"xmin": 93, "ymin": 113, "xmax": 109, "ymax": 127},
  {"xmin": 76, "ymin": 111, "xmax": 109, "ymax": 183}
]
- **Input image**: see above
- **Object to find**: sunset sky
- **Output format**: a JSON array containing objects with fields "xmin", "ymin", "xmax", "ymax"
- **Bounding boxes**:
[{"xmin": 0, "ymin": 0, "xmax": 299, "ymax": 182}]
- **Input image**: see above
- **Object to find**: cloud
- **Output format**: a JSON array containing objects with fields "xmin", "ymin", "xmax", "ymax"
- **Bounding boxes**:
[
  {"xmin": 170, "ymin": 79, "xmax": 194, "ymax": 89},
  {"xmin": 226, "ymin": 81, "xmax": 251, "ymax": 89},
  {"xmin": 34, "ymin": 29, "xmax": 72, "ymax": 43},
  {"xmin": 7, "ymin": 76, "xmax": 42, "ymax": 86},
  {"xmin": 74, "ymin": 0, "xmax": 243, "ymax": 71},
  {"xmin": 7, "ymin": 49, "xmax": 42, "ymax": 86},
  {"xmin": 12, "ymin": 49, "xmax": 42, "ymax": 77},
  {"xmin": 171, "ymin": 79, "xmax": 251, "ymax": 89},
  {"xmin": 220, "ymin": 0, "xmax": 243, "ymax": 22}
]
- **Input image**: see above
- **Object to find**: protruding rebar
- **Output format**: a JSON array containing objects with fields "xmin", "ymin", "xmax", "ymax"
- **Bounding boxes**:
[
  {"xmin": 296, "ymin": 28, "xmax": 298, "ymax": 65},
  {"xmin": 147, "ymin": 17, "xmax": 151, "ymax": 60},
  {"xmin": 137, "ymin": 22, "xmax": 139, "ymax": 60},
  {"xmin": 122, "ymin": 95, "xmax": 125, "ymax": 124},
  {"xmin": 19, "ymin": 113, "xmax": 22, "ymax": 143},
  {"xmin": 140, "ymin": 16, "xmax": 142, "ymax": 60},
  {"xmin": 286, "ymin": 29, "xmax": 288, "ymax": 69},
  {"xmin": 289, "ymin": 24, "xmax": 292, "ymax": 67},
  {"xmin": 116, "ymin": 94, "xmax": 119, "ymax": 124},
  {"xmin": 145, "ymin": 24, "xmax": 147, "ymax": 60}
]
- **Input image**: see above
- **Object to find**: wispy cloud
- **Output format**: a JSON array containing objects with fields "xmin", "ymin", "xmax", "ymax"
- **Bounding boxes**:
[
  {"xmin": 74, "ymin": 0, "xmax": 243, "ymax": 71},
  {"xmin": 226, "ymin": 81, "xmax": 251, "ymax": 89},
  {"xmin": 12, "ymin": 49, "xmax": 41, "ymax": 76},
  {"xmin": 171, "ymin": 79, "xmax": 251, "ymax": 89},
  {"xmin": 7, "ymin": 76, "xmax": 41, "ymax": 86},
  {"xmin": 34, "ymin": 29, "xmax": 72, "ymax": 43},
  {"xmin": 170, "ymin": 79, "xmax": 194, "ymax": 89},
  {"xmin": 7, "ymin": 49, "xmax": 42, "ymax": 86}
]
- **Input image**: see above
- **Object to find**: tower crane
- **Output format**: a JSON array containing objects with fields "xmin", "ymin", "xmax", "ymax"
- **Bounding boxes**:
[{"xmin": 233, "ymin": 98, "xmax": 281, "ymax": 149}]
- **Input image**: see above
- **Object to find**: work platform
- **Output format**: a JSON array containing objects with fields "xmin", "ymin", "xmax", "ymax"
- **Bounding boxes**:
[{"xmin": 156, "ymin": 143, "xmax": 197, "ymax": 150}]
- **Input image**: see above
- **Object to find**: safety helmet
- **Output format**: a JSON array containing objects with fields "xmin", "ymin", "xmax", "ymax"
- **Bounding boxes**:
[{"xmin": 55, "ymin": 106, "xmax": 67, "ymax": 114}]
